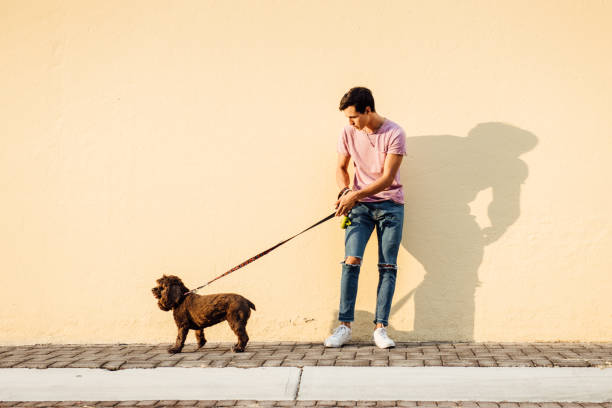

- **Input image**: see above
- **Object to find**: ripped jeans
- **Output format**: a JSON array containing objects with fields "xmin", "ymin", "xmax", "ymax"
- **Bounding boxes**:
[{"xmin": 339, "ymin": 200, "xmax": 404, "ymax": 326}]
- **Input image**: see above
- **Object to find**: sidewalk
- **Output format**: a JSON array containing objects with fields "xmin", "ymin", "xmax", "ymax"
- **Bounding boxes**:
[
  {"xmin": 2, "ymin": 342, "xmax": 611, "ymax": 370},
  {"xmin": 1, "ymin": 342, "xmax": 611, "ymax": 407}
]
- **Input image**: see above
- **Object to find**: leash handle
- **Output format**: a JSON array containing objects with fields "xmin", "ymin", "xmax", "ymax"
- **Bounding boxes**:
[{"xmin": 187, "ymin": 212, "xmax": 336, "ymax": 294}]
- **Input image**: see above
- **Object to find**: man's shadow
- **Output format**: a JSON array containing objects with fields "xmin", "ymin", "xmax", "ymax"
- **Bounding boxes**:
[{"xmin": 329, "ymin": 122, "xmax": 538, "ymax": 342}]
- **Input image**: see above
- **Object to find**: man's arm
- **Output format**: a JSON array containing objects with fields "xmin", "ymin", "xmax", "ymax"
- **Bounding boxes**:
[
  {"xmin": 336, "ymin": 153, "xmax": 351, "ymax": 190},
  {"xmin": 335, "ymin": 153, "xmax": 403, "ymax": 216}
]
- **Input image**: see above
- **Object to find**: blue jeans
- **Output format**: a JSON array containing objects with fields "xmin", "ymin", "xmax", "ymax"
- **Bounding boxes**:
[{"xmin": 338, "ymin": 200, "xmax": 404, "ymax": 326}]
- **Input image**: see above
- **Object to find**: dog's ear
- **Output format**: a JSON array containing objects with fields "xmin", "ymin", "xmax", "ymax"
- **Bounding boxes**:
[
  {"xmin": 164, "ymin": 275, "xmax": 190, "ymax": 293},
  {"xmin": 161, "ymin": 282, "xmax": 184, "ymax": 309},
  {"xmin": 169, "ymin": 284, "xmax": 183, "ymax": 306}
]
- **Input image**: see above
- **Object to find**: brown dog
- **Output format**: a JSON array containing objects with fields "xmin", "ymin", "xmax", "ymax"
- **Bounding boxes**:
[{"xmin": 152, "ymin": 275, "xmax": 256, "ymax": 353}]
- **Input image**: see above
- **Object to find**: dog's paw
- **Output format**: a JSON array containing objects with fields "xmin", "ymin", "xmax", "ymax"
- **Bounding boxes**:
[
  {"xmin": 167, "ymin": 347, "xmax": 182, "ymax": 354},
  {"xmin": 231, "ymin": 344, "xmax": 245, "ymax": 353},
  {"xmin": 197, "ymin": 340, "xmax": 207, "ymax": 348}
]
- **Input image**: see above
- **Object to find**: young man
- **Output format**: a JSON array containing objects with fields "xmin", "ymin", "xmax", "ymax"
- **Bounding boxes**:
[{"xmin": 325, "ymin": 87, "xmax": 406, "ymax": 349}]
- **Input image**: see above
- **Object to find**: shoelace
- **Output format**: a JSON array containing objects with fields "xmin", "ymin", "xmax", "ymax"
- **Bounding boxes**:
[{"xmin": 334, "ymin": 326, "xmax": 350, "ymax": 336}]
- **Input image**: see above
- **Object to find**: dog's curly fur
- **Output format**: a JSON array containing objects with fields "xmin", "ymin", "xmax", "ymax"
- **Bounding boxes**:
[{"xmin": 152, "ymin": 275, "xmax": 256, "ymax": 354}]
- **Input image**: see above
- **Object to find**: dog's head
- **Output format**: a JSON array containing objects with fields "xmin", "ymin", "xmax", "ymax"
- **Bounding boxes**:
[{"xmin": 151, "ymin": 275, "xmax": 190, "ymax": 311}]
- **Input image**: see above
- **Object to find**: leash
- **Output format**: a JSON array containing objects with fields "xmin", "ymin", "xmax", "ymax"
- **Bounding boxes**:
[{"xmin": 186, "ymin": 212, "xmax": 337, "ymax": 294}]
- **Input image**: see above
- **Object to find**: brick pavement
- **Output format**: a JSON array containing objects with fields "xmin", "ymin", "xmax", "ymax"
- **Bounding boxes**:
[
  {"xmin": 1, "ymin": 342, "xmax": 611, "ymax": 370},
  {"xmin": 2, "ymin": 342, "xmax": 611, "ymax": 407}
]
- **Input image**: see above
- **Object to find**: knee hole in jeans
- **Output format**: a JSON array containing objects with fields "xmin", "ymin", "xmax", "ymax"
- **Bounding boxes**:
[
  {"xmin": 378, "ymin": 263, "xmax": 397, "ymax": 270},
  {"xmin": 345, "ymin": 256, "xmax": 362, "ymax": 265}
]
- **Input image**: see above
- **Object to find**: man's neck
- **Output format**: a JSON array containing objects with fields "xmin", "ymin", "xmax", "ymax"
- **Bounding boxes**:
[{"xmin": 364, "ymin": 113, "xmax": 385, "ymax": 134}]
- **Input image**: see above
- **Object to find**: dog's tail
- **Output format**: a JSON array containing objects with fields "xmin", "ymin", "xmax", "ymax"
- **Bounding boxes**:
[{"xmin": 247, "ymin": 299, "xmax": 256, "ymax": 311}]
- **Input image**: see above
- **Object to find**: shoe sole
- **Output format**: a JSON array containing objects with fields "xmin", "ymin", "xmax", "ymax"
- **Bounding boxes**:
[
  {"xmin": 324, "ymin": 339, "xmax": 351, "ymax": 348},
  {"xmin": 373, "ymin": 338, "xmax": 396, "ymax": 349}
]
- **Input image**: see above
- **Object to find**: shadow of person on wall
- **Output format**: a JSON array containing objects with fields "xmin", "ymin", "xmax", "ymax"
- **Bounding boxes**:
[
  {"xmin": 401, "ymin": 122, "xmax": 538, "ymax": 341},
  {"xmin": 328, "ymin": 122, "xmax": 538, "ymax": 343}
]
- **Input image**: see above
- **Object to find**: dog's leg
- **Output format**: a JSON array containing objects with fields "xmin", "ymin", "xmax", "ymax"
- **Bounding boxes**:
[
  {"xmin": 168, "ymin": 327, "xmax": 189, "ymax": 354},
  {"xmin": 195, "ymin": 329, "xmax": 206, "ymax": 348},
  {"xmin": 228, "ymin": 320, "xmax": 249, "ymax": 352}
]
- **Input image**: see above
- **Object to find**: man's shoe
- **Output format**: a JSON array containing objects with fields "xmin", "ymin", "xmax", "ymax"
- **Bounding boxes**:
[
  {"xmin": 324, "ymin": 325, "xmax": 352, "ymax": 347},
  {"xmin": 373, "ymin": 327, "xmax": 395, "ymax": 349}
]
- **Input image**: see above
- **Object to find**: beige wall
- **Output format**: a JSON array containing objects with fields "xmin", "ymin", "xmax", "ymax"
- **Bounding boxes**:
[{"xmin": 1, "ymin": 0, "xmax": 611, "ymax": 344}]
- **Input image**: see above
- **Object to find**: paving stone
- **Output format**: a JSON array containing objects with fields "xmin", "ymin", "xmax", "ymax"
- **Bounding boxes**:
[
  {"xmin": 67, "ymin": 360, "xmax": 106, "ymax": 369},
  {"xmin": 368, "ymin": 360, "xmax": 389, "ymax": 367},
  {"xmin": 474, "ymin": 358, "xmax": 495, "ymax": 366},
  {"xmin": 102, "ymin": 360, "xmax": 126, "ymax": 370},
  {"xmin": 336, "ymin": 352, "xmax": 357, "ymax": 360},
  {"xmin": 390, "ymin": 360, "xmax": 425, "ymax": 367},
  {"xmin": 443, "ymin": 360, "xmax": 478, "ymax": 367},
  {"xmin": 175, "ymin": 401, "xmax": 198, "ymax": 406},
  {"xmin": 496, "ymin": 361, "xmax": 534, "ymax": 367},
  {"xmin": 155, "ymin": 360, "xmax": 182, "ymax": 367},
  {"xmin": 553, "ymin": 360, "xmax": 590, "ymax": 367},
  {"xmin": 531, "ymin": 359, "xmax": 553, "ymax": 367},
  {"xmin": 262, "ymin": 359, "xmax": 284, "ymax": 367},
  {"xmin": 120, "ymin": 362, "xmax": 157, "ymax": 369},
  {"xmin": 17, "ymin": 361, "xmax": 53, "ymax": 369},
  {"xmin": 334, "ymin": 359, "xmax": 371, "ymax": 366},
  {"xmin": 282, "ymin": 359, "xmax": 318, "ymax": 367},
  {"xmin": 229, "ymin": 360, "xmax": 267, "ymax": 368},
  {"xmin": 207, "ymin": 360, "xmax": 229, "ymax": 368},
  {"xmin": 135, "ymin": 401, "xmax": 158, "ymax": 406},
  {"xmin": 478, "ymin": 403, "xmax": 500, "ymax": 408}
]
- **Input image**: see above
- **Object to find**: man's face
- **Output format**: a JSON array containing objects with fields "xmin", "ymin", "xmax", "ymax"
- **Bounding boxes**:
[{"xmin": 343, "ymin": 105, "xmax": 371, "ymax": 130}]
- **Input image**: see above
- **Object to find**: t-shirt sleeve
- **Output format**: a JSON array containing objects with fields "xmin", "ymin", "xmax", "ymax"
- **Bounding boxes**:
[
  {"xmin": 337, "ymin": 127, "xmax": 350, "ymax": 156},
  {"xmin": 387, "ymin": 128, "xmax": 407, "ymax": 155}
]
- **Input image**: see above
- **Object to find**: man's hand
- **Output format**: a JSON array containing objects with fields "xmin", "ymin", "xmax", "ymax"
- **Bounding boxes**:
[{"xmin": 335, "ymin": 190, "xmax": 359, "ymax": 216}]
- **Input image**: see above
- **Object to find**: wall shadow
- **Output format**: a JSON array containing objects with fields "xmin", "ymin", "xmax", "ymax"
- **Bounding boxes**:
[{"xmin": 328, "ymin": 122, "xmax": 538, "ymax": 342}]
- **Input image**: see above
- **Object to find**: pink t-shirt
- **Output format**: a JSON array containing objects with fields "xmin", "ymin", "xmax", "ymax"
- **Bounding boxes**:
[{"xmin": 337, "ymin": 118, "xmax": 406, "ymax": 204}]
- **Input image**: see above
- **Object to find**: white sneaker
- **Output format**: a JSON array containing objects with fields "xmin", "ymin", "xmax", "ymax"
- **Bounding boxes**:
[
  {"xmin": 324, "ymin": 325, "xmax": 352, "ymax": 347},
  {"xmin": 373, "ymin": 327, "xmax": 395, "ymax": 349}
]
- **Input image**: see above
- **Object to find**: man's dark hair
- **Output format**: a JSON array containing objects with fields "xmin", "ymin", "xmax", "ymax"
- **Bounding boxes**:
[{"xmin": 339, "ymin": 87, "xmax": 375, "ymax": 113}]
